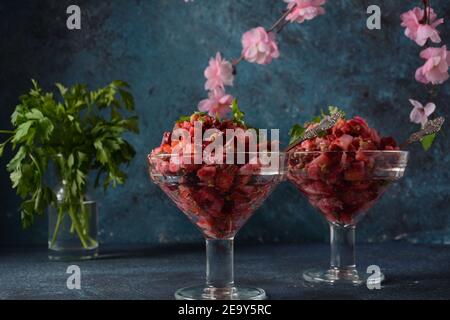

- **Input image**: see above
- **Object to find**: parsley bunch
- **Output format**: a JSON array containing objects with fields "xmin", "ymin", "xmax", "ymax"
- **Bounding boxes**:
[{"xmin": 0, "ymin": 80, "xmax": 138, "ymax": 248}]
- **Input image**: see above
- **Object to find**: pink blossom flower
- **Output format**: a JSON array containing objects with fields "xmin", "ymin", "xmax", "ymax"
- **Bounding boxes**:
[
  {"xmin": 415, "ymin": 46, "xmax": 450, "ymax": 85},
  {"xmin": 284, "ymin": 0, "xmax": 326, "ymax": 24},
  {"xmin": 400, "ymin": 7, "xmax": 444, "ymax": 46},
  {"xmin": 409, "ymin": 99, "xmax": 436, "ymax": 126},
  {"xmin": 241, "ymin": 27, "xmax": 280, "ymax": 65},
  {"xmin": 204, "ymin": 52, "xmax": 234, "ymax": 91},
  {"xmin": 198, "ymin": 89, "xmax": 234, "ymax": 118}
]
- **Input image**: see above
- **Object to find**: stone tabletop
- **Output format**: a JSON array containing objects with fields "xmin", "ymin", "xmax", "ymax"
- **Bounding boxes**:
[{"xmin": 0, "ymin": 243, "xmax": 449, "ymax": 300}]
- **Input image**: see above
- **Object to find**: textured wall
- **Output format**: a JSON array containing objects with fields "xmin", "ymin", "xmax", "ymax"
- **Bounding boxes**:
[{"xmin": 0, "ymin": 0, "xmax": 449, "ymax": 246}]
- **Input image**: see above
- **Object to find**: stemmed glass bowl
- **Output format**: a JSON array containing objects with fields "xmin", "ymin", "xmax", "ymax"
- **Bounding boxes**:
[
  {"xmin": 288, "ymin": 150, "xmax": 408, "ymax": 285},
  {"xmin": 148, "ymin": 151, "xmax": 286, "ymax": 299}
]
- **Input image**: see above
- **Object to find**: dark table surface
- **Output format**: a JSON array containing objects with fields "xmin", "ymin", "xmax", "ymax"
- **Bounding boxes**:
[{"xmin": 1, "ymin": 243, "xmax": 449, "ymax": 300}]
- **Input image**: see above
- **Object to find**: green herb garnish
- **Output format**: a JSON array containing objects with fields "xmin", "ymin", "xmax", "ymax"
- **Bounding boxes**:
[
  {"xmin": 176, "ymin": 115, "xmax": 191, "ymax": 123},
  {"xmin": 421, "ymin": 133, "xmax": 436, "ymax": 151},
  {"xmin": 176, "ymin": 112, "xmax": 207, "ymax": 123},
  {"xmin": 289, "ymin": 124, "xmax": 306, "ymax": 145},
  {"xmin": 231, "ymin": 99, "xmax": 246, "ymax": 127},
  {"xmin": 288, "ymin": 106, "xmax": 345, "ymax": 150}
]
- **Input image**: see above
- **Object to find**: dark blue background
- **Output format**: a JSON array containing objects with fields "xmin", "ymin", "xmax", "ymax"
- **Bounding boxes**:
[{"xmin": 0, "ymin": 0, "xmax": 449, "ymax": 246}]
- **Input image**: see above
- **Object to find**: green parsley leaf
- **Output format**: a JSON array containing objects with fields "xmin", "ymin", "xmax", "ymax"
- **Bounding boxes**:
[
  {"xmin": 231, "ymin": 99, "xmax": 245, "ymax": 126},
  {"xmin": 328, "ymin": 106, "xmax": 346, "ymax": 118},
  {"xmin": 67, "ymin": 154, "xmax": 75, "ymax": 169},
  {"xmin": 55, "ymin": 83, "xmax": 68, "ymax": 97},
  {"xmin": 12, "ymin": 121, "xmax": 33, "ymax": 144},
  {"xmin": 118, "ymin": 88, "xmax": 135, "ymax": 111},
  {"xmin": 289, "ymin": 124, "xmax": 306, "ymax": 144},
  {"xmin": 421, "ymin": 133, "xmax": 436, "ymax": 151},
  {"xmin": 177, "ymin": 115, "xmax": 191, "ymax": 123}
]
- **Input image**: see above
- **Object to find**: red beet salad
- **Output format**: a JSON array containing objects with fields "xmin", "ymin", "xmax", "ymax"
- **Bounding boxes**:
[
  {"xmin": 148, "ymin": 113, "xmax": 282, "ymax": 239},
  {"xmin": 288, "ymin": 112, "xmax": 402, "ymax": 226}
]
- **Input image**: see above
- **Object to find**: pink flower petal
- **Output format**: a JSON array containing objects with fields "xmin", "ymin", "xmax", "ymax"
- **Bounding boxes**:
[
  {"xmin": 409, "ymin": 99, "xmax": 423, "ymax": 110},
  {"xmin": 415, "ymin": 66, "xmax": 429, "ymax": 84},
  {"xmin": 416, "ymin": 46, "xmax": 450, "ymax": 85},
  {"xmin": 424, "ymin": 103, "xmax": 436, "ymax": 117},
  {"xmin": 241, "ymin": 27, "xmax": 280, "ymax": 65},
  {"xmin": 203, "ymin": 52, "xmax": 234, "ymax": 91},
  {"xmin": 284, "ymin": 0, "xmax": 326, "ymax": 24},
  {"xmin": 197, "ymin": 89, "xmax": 234, "ymax": 118},
  {"xmin": 417, "ymin": 25, "xmax": 441, "ymax": 46},
  {"xmin": 401, "ymin": 7, "xmax": 443, "ymax": 46},
  {"xmin": 410, "ymin": 107, "xmax": 426, "ymax": 125}
]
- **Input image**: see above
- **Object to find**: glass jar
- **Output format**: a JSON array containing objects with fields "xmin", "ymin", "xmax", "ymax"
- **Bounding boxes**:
[{"xmin": 48, "ymin": 182, "xmax": 99, "ymax": 261}]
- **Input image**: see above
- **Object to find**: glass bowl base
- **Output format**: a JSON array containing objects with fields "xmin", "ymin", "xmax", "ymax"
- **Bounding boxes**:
[
  {"xmin": 303, "ymin": 268, "xmax": 385, "ymax": 286},
  {"xmin": 175, "ymin": 286, "xmax": 267, "ymax": 300}
]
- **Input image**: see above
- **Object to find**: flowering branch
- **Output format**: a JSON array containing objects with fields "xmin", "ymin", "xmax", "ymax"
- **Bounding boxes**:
[
  {"xmin": 231, "ymin": 3, "xmax": 297, "ymax": 69},
  {"xmin": 419, "ymin": 0, "xmax": 430, "ymax": 24},
  {"xmin": 400, "ymin": 0, "xmax": 447, "ymax": 150},
  {"xmin": 268, "ymin": 4, "xmax": 297, "ymax": 33},
  {"xmin": 199, "ymin": 0, "xmax": 327, "ymax": 117}
]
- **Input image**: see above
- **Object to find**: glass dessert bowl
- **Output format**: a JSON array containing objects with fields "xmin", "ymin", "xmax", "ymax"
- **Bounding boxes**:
[
  {"xmin": 148, "ymin": 109, "xmax": 285, "ymax": 299},
  {"xmin": 149, "ymin": 152, "xmax": 285, "ymax": 299},
  {"xmin": 289, "ymin": 150, "xmax": 408, "ymax": 285},
  {"xmin": 288, "ymin": 113, "xmax": 409, "ymax": 285}
]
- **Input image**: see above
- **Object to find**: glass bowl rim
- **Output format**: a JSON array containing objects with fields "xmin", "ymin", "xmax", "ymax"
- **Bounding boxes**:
[{"xmin": 289, "ymin": 150, "xmax": 409, "ymax": 156}]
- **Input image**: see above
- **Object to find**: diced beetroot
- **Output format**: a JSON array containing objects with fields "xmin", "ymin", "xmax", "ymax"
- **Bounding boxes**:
[
  {"xmin": 235, "ymin": 175, "xmax": 251, "ymax": 186},
  {"xmin": 161, "ymin": 132, "xmax": 171, "ymax": 145},
  {"xmin": 162, "ymin": 144, "xmax": 172, "ymax": 154},
  {"xmin": 215, "ymin": 166, "xmax": 238, "ymax": 193},
  {"xmin": 351, "ymin": 181, "xmax": 372, "ymax": 191},
  {"xmin": 307, "ymin": 164, "xmax": 321, "ymax": 180},
  {"xmin": 340, "ymin": 213, "xmax": 354, "ymax": 226},
  {"xmin": 344, "ymin": 161, "xmax": 366, "ymax": 181},
  {"xmin": 154, "ymin": 161, "xmax": 168, "ymax": 174},
  {"xmin": 237, "ymin": 185, "xmax": 257, "ymax": 195},
  {"xmin": 355, "ymin": 150, "xmax": 367, "ymax": 162},
  {"xmin": 380, "ymin": 137, "xmax": 398, "ymax": 150},
  {"xmin": 369, "ymin": 128, "xmax": 381, "ymax": 145},
  {"xmin": 169, "ymin": 162, "xmax": 181, "ymax": 173},
  {"xmin": 341, "ymin": 189, "xmax": 372, "ymax": 206},
  {"xmin": 239, "ymin": 163, "xmax": 261, "ymax": 175},
  {"xmin": 215, "ymin": 173, "xmax": 234, "ymax": 193},
  {"xmin": 353, "ymin": 116, "xmax": 369, "ymax": 128},
  {"xmin": 334, "ymin": 134, "xmax": 353, "ymax": 151},
  {"xmin": 316, "ymin": 198, "xmax": 343, "ymax": 216},
  {"xmin": 194, "ymin": 188, "xmax": 224, "ymax": 217},
  {"xmin": 342, "ymin": 119, "xmax": 365, "ymax": 136},
  {"xmin": 310, "ymin": 153, "xmax": 331, "ymax": 167},
  {"xmin": 300, "ymin": 181, "xmax": 334, "ymax": 196},
  {"xmin": 197, "ymin": 166, "xmax": 217, "ymax": 183}
]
